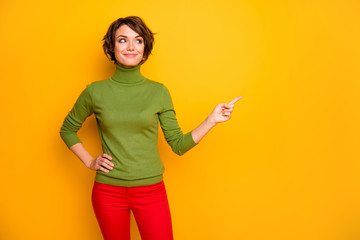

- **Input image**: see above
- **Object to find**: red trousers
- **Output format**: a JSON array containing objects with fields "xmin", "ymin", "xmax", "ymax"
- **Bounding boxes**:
[{"xmin": 91, "ymin": 180, "xmax": 174, "ymax": 240}]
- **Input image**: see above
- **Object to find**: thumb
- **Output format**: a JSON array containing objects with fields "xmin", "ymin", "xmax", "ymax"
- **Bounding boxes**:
[{"xmin": 223, "ymin": 103, "xmax": 233, "ymax": 108}]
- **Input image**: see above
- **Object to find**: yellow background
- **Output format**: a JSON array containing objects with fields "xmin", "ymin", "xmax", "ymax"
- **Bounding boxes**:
[{"xmin": 1, "ymin": 0, "xmax": 359, "ymax": 239}]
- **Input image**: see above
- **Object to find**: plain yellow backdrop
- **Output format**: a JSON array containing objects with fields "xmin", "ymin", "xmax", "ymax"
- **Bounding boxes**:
[{"xmin": 1, "ymin": 0, "xmax": 359, "ymax": 239}]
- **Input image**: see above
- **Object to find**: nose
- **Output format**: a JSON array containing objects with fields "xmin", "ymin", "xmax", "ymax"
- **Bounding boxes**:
[{"xmin": 127, "ymin": 40, "xmax": 134, "ymax": 51}]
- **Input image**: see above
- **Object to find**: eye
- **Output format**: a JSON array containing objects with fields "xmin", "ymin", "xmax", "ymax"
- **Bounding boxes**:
[
  {"xmin": 136, "ymin": 39, "xmax": 143, "ymax": 44},
  {"xmin": 119, "ymin": 39, "xmax": 126, "ymax": 43}
]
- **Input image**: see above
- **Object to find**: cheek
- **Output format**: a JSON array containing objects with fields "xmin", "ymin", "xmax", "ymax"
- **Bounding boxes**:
[
  {"xmin": 136, "ymin": 45, "xmax": 145, "ymax": 53},
  {"xmin": 114, "ymin": 44, "xmax": 124, "ymax": 52}
]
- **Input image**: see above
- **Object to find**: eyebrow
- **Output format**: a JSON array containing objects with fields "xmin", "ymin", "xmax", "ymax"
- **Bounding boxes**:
[{"xmin": 116, "ymin": 34, "xmax": 142, "ymax": 39}]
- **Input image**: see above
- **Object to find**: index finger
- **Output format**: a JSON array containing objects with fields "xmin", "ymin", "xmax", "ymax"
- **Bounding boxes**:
[
  {"xmin": 102, "ymin": 153, "xmax": 113, "ymax": 160},
  {"xmin": 229, "ymin": 96, "xmax": 243, "ymax": 105}
]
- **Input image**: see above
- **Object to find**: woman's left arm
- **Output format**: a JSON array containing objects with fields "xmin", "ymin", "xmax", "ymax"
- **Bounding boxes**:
[{"xmin": 191, "ymin": 96, "xmax": 243, "ymax": 144}]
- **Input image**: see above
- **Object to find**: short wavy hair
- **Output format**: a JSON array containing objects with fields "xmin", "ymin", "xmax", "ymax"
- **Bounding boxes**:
[{"xmin": 102, "ymin": 16, "xmax": 156, "ymax": 65}]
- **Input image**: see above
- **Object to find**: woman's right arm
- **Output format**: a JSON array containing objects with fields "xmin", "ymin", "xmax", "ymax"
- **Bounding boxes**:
[
  {"xmin": 69, "ymin": 142, "xmax": 94, "ymax": 168},
  {"xmin": 70, "ymin": 143, "xmax": 114, "ymax": 173},
  {"xmin": 60, "ymin": 85, "xmax": 113, "ymax": 173}
]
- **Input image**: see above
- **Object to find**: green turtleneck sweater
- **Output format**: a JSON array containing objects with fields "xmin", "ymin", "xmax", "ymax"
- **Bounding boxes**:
[{"xmin": 59, "ymin": 63, "xmax": 198, "ymax": 187}]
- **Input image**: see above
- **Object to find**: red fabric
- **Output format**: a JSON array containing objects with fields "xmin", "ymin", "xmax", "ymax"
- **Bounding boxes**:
[{"xmin": 91, "ymin": 180, "xmax": 174, "ymax": 240}]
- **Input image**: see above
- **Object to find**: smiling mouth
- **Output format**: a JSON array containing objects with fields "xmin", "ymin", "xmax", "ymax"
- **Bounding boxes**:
[{"xmin": 123, "ymin": 54, "xmax": 138, "ymax": 58}]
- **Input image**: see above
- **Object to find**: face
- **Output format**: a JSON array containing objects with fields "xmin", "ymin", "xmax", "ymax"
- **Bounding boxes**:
[{"xmin": 114, "ymin": 24, "xmax": 145, "ymax": 68}]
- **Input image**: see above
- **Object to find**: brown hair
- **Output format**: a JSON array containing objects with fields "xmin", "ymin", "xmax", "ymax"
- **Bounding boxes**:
[{"xmin": 102, "ymin": 16, "xmax": 156, "ymax": 65}]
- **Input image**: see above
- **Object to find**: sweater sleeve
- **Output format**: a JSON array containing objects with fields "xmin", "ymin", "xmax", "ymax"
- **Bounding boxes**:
[
  {"xmin": 59, "ymin": 85, "xmax": 94, "ymax": 148},
  {"xmin": 158, "ymin": 84, "xmax": 198, "ymax": 156}
]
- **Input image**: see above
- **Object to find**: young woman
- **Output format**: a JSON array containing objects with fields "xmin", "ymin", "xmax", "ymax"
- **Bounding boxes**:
[{"xmin": 59, "ymin": 16, "xmax": 242, "ymax": 240}]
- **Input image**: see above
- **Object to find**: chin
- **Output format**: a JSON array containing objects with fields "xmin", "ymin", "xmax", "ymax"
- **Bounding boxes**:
[{"xmin": 119, "ymin": 59, "xmax": 141, "ymax": 67}]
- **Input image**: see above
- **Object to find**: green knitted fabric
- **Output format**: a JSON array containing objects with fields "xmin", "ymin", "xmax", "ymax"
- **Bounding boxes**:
[{"xmin": 60, "ymin": 63, "xmax": 198, "ymax": 187}]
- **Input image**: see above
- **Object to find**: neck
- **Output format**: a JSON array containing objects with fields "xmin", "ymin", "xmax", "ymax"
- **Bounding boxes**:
[{"xmin": 111, "ymin": 63, "xmax": 146, "ymax": 85}]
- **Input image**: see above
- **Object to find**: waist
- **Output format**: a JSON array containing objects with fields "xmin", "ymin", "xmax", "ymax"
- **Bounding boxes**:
[{"xmin": 95, "ymin": 173, "xmax": 163, "ymax": 187}]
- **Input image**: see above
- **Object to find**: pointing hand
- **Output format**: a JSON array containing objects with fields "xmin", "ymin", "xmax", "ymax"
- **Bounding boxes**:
[{"xmin": 208, "ymin": 96, "xmax": 243, "ymax": 124}]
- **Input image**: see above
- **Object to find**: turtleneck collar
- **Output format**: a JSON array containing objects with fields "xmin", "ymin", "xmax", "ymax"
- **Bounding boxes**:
[{"xmin": 110, "ymin": 63, "xmax": 146, "ymax": 85}]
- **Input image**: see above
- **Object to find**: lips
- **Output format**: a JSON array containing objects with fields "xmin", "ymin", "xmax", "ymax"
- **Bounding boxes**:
[{"xmin": 123, "ymin": 54, "xmax": 138, "ymax": 58}]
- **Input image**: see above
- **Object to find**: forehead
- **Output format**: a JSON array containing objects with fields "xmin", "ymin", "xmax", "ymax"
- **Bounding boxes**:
[{"xmin": 115, "ymin": 24, "xmax": 141, "ymax": 37}]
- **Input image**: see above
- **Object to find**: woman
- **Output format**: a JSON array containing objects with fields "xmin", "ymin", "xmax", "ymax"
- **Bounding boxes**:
[{"xmin": 59, "ymin": 16, "xmax": 242, "ymax": 240}]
